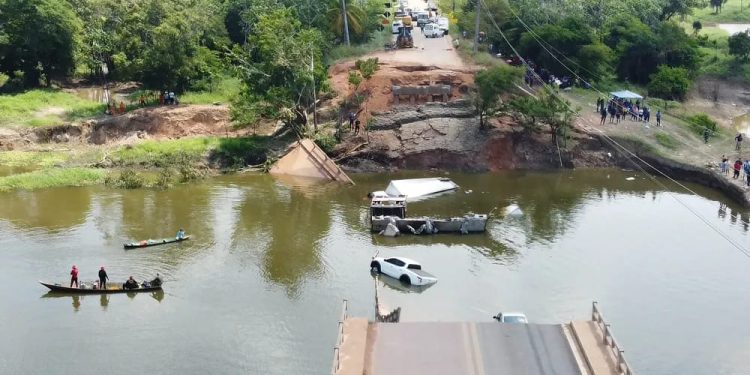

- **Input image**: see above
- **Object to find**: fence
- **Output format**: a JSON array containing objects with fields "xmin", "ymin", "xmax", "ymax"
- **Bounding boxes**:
[
  {"xmin": 330, "ymin": 299, "xmax": 349, "ymax": 375},
  {"xmin": 591, "ymin": 301, "xmax": 634, "ymax": 375}
]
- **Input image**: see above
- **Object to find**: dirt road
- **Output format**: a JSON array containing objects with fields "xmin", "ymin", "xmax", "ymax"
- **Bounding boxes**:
[{"xmin": 371, "ymin": 28, "xmax": 466, "ymax": 69}]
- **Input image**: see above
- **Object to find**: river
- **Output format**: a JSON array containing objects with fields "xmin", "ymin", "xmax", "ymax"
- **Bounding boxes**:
[{"xmin": 0, "ymin": 170, "xmax": 749, "ymax": 375}]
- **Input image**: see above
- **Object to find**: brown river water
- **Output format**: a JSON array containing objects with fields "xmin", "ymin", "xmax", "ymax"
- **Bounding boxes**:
[{"xmin": 0, "ymin": 170, "xmax": 749, "ymax": 374}]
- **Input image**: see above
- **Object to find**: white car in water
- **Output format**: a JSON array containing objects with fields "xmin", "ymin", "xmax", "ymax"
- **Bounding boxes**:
[
  {"xmin": 493, "ymin": 312, "xmax": 528, "ymax": 323},
  {"xmin": 370, "ymin": 256, "xmax": 438, "ymax": 286}
]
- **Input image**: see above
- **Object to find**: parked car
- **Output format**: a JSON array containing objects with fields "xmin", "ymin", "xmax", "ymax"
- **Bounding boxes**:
[
  {"xmin": 493, "ymin": 312, "xmax": 528, "ymax": 323},
  {"xmin": 423, "ymin": 23, "xmax": 443, "ymax": 38},
  {"xmin": 415, "ymin": 12, "xmax": 430, "ymax": 27},
  {"xmin": 370, "ymin": 256, "xmax": 438, "ymax": 286},
  {"xmin": 392, "ymin": 20, "xmax": 404, "ymax": 34},
  {"xmin": 437, "ymin": 17, "xmax": 449, "ymax": 35}
]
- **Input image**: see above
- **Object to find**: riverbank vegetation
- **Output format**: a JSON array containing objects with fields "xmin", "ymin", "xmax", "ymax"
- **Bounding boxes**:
[{"xmin": 0, "ymin": 168, "xmax": 105, "ymax": 192}]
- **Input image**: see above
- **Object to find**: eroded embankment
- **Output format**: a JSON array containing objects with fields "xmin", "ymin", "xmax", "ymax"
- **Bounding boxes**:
[
  {"xmin": 336, "ymin": 101, "xmax": 750, "ymax": 207},
  {"xmin": 1, "ymin": 104, "xmax": 239, "ymax": 150}
]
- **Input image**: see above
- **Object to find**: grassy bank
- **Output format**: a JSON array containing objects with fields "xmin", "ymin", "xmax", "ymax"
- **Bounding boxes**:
[
  {"xmin": 0, "ymin": 90, "xmax": 104, "ymax": 127},
  {"xmin": 111, "ymin": 136, "xmax": 269, "ymax": 168},
  {"xmin": 0, "ymin": 168, "xmax": 106, "ymax": 192},
  {"xmin": 692, "ymin": 1, "xmax": 750, "ymax": 23},
  {"xmin": 180, "ymin": 77, "xmax": 242, "ymax": 105}
]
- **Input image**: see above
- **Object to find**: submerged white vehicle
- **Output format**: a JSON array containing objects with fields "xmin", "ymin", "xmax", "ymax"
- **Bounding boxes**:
[
  {"xmin": 493, "ymin": 312, "xmax": 528, "ymax": 323},
  {"xmin": 370, "ymin": 256, "xmax": 438, "ymax": 286}
]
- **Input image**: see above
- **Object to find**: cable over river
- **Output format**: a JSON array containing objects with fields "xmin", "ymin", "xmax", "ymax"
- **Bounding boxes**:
[{"xmin": 0, "ymin": 170, "xmax": 748, "ymax": 374}]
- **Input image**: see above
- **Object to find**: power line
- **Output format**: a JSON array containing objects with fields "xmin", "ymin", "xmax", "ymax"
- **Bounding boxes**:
[{"xmin": 479, "ymin": 0, "xmax": 750, "ymax": 258}]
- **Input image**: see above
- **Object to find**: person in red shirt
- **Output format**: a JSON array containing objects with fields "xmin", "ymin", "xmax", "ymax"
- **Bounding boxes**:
[
  {"xmin": 70, "ymin": 265, "xmax": 79, "ymax": 288},
  {"xmin": 734, "ymin": 159, "xmax": 742, "ymax": 179}
]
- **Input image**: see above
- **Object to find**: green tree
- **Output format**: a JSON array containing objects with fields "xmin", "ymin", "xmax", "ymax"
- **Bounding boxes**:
[
  {"xmin": 647, "ymin": 66, "xmax": 691, "ymax": 101},
  {"xmin": 230, "ymin": 7, "xmax": 327, "ymax": 133},
  {"xmin": 603, "ymin": 16, "xmax": 660, "ymax": 83},
  {"xmin": 657, "ymin": 0, "xmax": 700, "ymax": 21},
  {"xmin": 327, "ymin": 0, "xmax": 367, "ymax": 41},
  {"xmin": 576, "ymin": 43, "xmax": 614, "ymax": 81},
  {"xmin": 0, "ymin": 0, "xmax": 81, "ymax": 87},
  {"xmin": 729, "ymin": 31, "xmax": 750, "ymax": 61},
  {"xmin": 473, "ymin": 65, "xmax": 522, "ymax": 128},
  {"xmin": 509, "ymin": 86, "xmax": 576, "ymax": 143}
]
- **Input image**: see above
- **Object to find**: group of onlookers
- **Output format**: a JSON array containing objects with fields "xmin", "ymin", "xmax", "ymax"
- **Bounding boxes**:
[
  {"xmin": 597, "ymin": 97, "xmax": 658, "ymax": 126},
  {"xmin": 107, "ymin": 90, "xmax": 178, "ymax": 116}
]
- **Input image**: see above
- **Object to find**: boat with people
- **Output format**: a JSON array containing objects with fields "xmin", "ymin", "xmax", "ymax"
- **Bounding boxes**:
[
  {"xmin": 39, "ymin": 280, "xmax": 162, "ymax": 294},
  {"xmin": 369, "ymin": 191, "xmax": 489, "ymax": 235},
  {"xmin": 124, "ymin": 235, "xmax": 190, "ymax": 249}
]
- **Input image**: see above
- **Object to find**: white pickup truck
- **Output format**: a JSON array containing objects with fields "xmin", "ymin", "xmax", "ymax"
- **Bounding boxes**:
[{"xmin": 370, "ymin": 256, "xmax": 438, "ymax": 286}]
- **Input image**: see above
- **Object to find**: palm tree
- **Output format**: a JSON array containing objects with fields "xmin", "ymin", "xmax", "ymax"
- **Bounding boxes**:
[{"xmin": 327, "ymin": 0, "xmax": 367, "ymax": 42}]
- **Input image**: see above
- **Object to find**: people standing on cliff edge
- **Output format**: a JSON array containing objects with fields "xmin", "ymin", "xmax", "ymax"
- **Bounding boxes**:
[
  {"xmin": 721, "ymin": 155, "xmax": 728, "ymax": 175},
  {"xmin": 70, "ymin": 265, "xmax": 79, "ymax": 288},
  {"xmin": 599, "ymin": 106, "xmax": 607, "ymax": 125},
  {"xmin": 734, "ymin": 159, "xmax": 742, "ymax": 179},
  {"xmin": 744, "ymin": 160, "xmax": 750, "ymax": 186}
]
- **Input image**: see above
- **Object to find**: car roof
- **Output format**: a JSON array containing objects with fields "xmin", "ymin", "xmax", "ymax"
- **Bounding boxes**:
[
  {"xmin": 387, "ymin": 256, "xmax": 419, "ymax": 264},
  {"xmin": 499, "ymin": 312, "xmax": 526, "ymax": 318}
]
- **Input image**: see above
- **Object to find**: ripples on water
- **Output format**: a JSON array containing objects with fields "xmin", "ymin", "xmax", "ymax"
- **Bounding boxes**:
[{"xmin": 0, "ymin": 170, "xmax": 749, "ymax": 374}]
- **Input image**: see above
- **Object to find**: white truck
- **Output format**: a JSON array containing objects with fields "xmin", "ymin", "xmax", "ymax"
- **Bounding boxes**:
[
  {"xmin": 437, "ymin": 17, "xmax": 449, "ymax": 35},
  {"xmin": 423, "ymin": 23, "xmax": 443, "ymax": 38},
  {"xmin": 370, "ymin": 256, "xmax": 438, "ymax": 286}
]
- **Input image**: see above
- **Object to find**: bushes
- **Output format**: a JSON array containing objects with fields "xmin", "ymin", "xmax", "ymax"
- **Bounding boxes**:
[
  {"xmin": 647, "ymin": 66, "xmax": 691, "ymax": 101},
  {"xmin": 209, "ymin": 136, "xmax": 269, "ymax": 169},
  {"xmin": 685, "ymin": 113, "xmax": 719, "ymax": 135},
  {"xmin": 105, "ymin": 169, "xmax": 145, "ymax": 189}
]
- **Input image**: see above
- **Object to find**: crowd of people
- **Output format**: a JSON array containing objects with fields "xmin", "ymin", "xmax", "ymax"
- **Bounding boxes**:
[
  {"xmin": 106, "ymin": 90, "xmax": 179, "ymax": 116},
  {"xmin": 597, "ymin": 97, "xmax": 657, "ymax": 126},
  {"xmin": 720, "ymin": 155, "xmax": 750, "ymax": 187}
]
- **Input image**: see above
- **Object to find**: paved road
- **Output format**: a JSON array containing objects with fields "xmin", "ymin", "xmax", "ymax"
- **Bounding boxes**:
[
  {"xmin": 371, "ymin": 1, "xmax": 466, "ymax": 69},
  {"xmin": 371, "ymin": 322, "xmax": 582, "ymax": 375}
]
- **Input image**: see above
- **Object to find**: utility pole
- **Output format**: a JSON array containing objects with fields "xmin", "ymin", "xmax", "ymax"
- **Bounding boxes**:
[
  {"xmin": 311, "ymin": 54, "xmax": 318, "ymax": 132},
  {"xmin": 342, "ymin": 0, "xmax": 351, "ymax": 46},
  {"xmin": 473, "ymin": 0, "xmax": 481, "ymax": 53}
]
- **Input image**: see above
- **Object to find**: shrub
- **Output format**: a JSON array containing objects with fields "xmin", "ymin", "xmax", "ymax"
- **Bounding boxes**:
[
  {"xmin": 314, "ymin": 133, "xmax": 338, "ymax": 154},
  {"xmin": 106, "ymin": 169, "xmax": 145, "ymax": 189},
  {"xmin": 647, "ymin": 66, "xmax": 691, "ymax": 101},
  {"xmin": 354, "ymin": 57, "xmax": 379, "ymax": 79},
  {"xmin": 685, "ymin": 113, "xmax": 718, "ymax": 135}
]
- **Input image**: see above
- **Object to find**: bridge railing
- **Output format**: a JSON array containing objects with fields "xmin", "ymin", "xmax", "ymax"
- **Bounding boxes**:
[
  {"xmin": 330, "ymin": 299, "xmax": 349, "ymax": 375},
  {"xmin": 592, "ymin": 301, "xmax": 634, "ymax": 375}
]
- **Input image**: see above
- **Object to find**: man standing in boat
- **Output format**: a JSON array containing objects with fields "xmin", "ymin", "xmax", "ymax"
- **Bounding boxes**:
[
  {"xmin": 70, "ymin": 265, "xmax": 79, "ymax": 288},
  {"xmin": 98, "ymin": 266, "xmax": 109, "ymax": 290}
]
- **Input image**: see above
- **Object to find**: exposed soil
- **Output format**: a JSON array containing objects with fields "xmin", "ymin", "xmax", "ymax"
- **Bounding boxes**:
[{"xmin": 0, "ymin": 104, "xmax": 258, "ymax": 150}]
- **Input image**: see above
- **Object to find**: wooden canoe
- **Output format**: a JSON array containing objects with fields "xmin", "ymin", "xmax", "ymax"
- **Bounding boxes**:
[
  {"xmin": 40, "ymin": 281, "xmax": 162, "ymax": 294},
  {"xmin": 123, "ymin": 235, "xmax": 190, "ymax": 249}
]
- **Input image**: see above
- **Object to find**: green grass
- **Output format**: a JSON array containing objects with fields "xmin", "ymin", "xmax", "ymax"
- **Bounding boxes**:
[
  {"xmin": 326, "ymin": 29, "xmax": 392, "ymax": 64},
  {"xmin": 655, "ymin": 132, "xmax": 679, "ymax": 150},
  {"xmin": 180, "ymin": 77, "xmax": 242, "ymax": 105},
  {"xmin": 692, "ymin": 1, "xmax": 750, "ymax": 23},
  {"xmin": 0, "ymin": 89, "xmax": 104, "ymax": 127},
  {"xmin": 111, "ymin": 136, "xmax": 270, "ymax": 168},
  {"xmin": 0, "ymin": 151, "xmax": 70, "ymax": 168},
  {"xmin": 112, "ymin": 137, "xmax": 219, "ymax": 167},
  {"xmin": 0, "ymin": 168, "xmax": 106, "ymax": 192}
]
